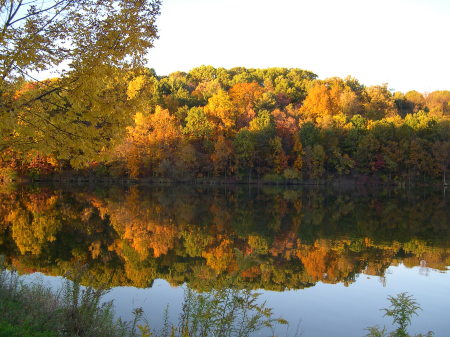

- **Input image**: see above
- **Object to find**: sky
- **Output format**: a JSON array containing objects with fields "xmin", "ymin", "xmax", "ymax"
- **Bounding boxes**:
[{"xmin": 147, "ymin": 0, "xmax": 450, "ymax": 93}]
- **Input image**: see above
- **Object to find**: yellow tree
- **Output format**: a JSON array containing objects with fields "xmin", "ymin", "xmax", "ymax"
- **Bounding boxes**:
[
  {"xmin": 121, "ymin": 106, "xmax": 181, "ymax": 177},
  {"xmin": 426, "ymin": 91, "xmax": 450, "ymax": 117},
  {"xmin": 229, "ymin": 82, "xmax": 265, "ymax": 128},
  {"xmin": 300, "ymin": 79, "xmax": 361, "ymax": 128},
  {"xmin": 299, "ymin": 82, "xmax": 335, "ymax": 127},
  {"xmin": 364, "ymin": 85, "xmax": 398, "ymax": 120},
  {"xmin": 0, "ymin": 0, "xmax": 161, "ymax": 164},
  {"xmin": 204, "ymin": 90, "xmax": 236, "ymax": 135}
]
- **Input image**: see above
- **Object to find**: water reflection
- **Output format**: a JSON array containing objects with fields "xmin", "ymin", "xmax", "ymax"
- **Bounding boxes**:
[{"xmin": 0, "ymin": 185, "xmax": 448, "ymax": 291}]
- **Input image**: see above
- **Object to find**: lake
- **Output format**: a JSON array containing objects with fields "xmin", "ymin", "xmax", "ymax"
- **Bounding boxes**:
[{"xmin": 1, "ymin": 184, "xmax": 449, "ymax": 336}]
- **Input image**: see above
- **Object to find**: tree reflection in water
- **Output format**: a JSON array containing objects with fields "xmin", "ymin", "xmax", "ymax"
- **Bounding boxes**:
[{"xmin": 0, "ymin": 185, "xmax": 448, "ymax": 291}]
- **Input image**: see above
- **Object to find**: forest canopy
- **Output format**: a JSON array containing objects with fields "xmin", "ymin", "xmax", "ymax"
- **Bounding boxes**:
[
  {"xmin": 1, "ymin": 64, "xmax": 449, "ymax": 184},
  {"xmin": 0, "ymin": 2, "xmax": 448, "ymax": 184}
]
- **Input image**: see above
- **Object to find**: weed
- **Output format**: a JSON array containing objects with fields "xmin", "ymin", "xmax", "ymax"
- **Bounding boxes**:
[{"xmin": 365, "ymin": 293, "xmax": 433, "ymax": 337}]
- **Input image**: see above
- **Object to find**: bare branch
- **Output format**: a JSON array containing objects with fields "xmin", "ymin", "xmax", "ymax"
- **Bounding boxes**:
[{"xmin": 9, "ymin": 0, "xmax": 68, "ymax": 26}]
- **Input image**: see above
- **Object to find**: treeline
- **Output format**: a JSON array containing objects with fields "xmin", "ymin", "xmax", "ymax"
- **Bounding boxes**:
[
  {"xmin": 1, "ymin": 66, "xmax": 449, "ymax": 183},
  {"xmin": 1, "ymin": 186, "xmax": 449, "ymax": 290}
]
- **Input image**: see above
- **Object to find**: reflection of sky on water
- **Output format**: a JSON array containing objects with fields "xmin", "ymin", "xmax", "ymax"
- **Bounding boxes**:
[
  {"xmin": 21, "ymin": 264, "xmax": 450, "ymax": 337},
  {"xmin": 263, "ymin": 265, "xmax": 450, "ymax": 337}
]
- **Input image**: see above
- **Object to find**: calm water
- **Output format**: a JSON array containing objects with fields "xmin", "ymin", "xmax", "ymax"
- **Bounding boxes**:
[{"xmin": 1, "ymin": 185, "xmax": 449, "ymax": 336}]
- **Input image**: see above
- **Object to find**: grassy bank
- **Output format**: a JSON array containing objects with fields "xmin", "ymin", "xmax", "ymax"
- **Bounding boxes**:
[
  {"xmin": 0, "ymin": 259, "xmax": 292, "ymax": 337},
  {"xmin": 0, "ymin": 260, "xmax": 438, "ymax": 337},
  {"xmin": 0, "ymin": 263, "xmax": 139, "ymax": 337}
]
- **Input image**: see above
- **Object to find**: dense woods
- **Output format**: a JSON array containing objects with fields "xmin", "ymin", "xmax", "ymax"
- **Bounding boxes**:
[
  {"xmin": 1, "ymin": 66, "xmax": 449, "ymax": 184},
  {"xmin": 1, "ymin": 186, "xmax": 448, "ymax": 290},
  {"xmin": 0, "ymin": 2, "xmax": 448, "ymax": 184}
]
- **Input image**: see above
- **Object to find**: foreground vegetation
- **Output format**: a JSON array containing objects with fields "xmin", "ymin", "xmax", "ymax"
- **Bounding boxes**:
[
  {"xmin": 0, "ymin": 258, "xmax": 292, "ymax": 337},
  {"xmin": 366, "ymin": 293, "xmax": 433, "ymax": 337},
  {"xmin": 1, "ymin": 257, "xmax": 435, "ymax": 337},
  {"xmin": 0, "ymin": 262, "xmax": 136, "ymax": 337}
]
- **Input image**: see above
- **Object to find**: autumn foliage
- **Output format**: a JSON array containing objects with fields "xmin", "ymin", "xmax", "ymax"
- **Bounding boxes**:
[
  {"xmin": 1, "ymin": 186, "xmax": 449, "ymax": 290},
  {"xmin": 2, "ymin": 67, "xmax": 449, "ymax": 184}
]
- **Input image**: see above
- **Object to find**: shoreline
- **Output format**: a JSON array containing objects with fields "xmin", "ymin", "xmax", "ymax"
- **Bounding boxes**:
[{"xmin": 2, "ymin": 172, "xmax": 445, "ymax": 188}]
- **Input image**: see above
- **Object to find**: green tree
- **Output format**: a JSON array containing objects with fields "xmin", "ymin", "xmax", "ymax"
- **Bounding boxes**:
[
  {"xmin": 292, "ymin": 133, "xmax": 303, "ymax": 173},
  {"xmin": 311, "ymin": 144, "xmax": 326, "ymax": 179},
  {"xmin": 183, "ymin": 107, "xmax": 213, "ymax": 140},
  {"xmin": 233, "ymin": 129, "xmax": 256, "ymax": 180}
]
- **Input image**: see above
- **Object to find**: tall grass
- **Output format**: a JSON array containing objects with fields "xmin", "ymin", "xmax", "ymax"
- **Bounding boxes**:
[
  {"xmin": 0, "ymin": 257, "xmax": 294, "ymax": 337},
  {"xmin": 0, "ymin": 258, "xmax": 145, "ymax": 337},
  {"xmin": 165, "ymin": 287, "xmax": 293, "ymax": 337}
]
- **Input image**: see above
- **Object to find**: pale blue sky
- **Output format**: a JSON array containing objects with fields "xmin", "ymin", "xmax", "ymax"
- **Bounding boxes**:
[{"xmin": 148, "ymin": 0, "xmax": 450, "ymax": 93}]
